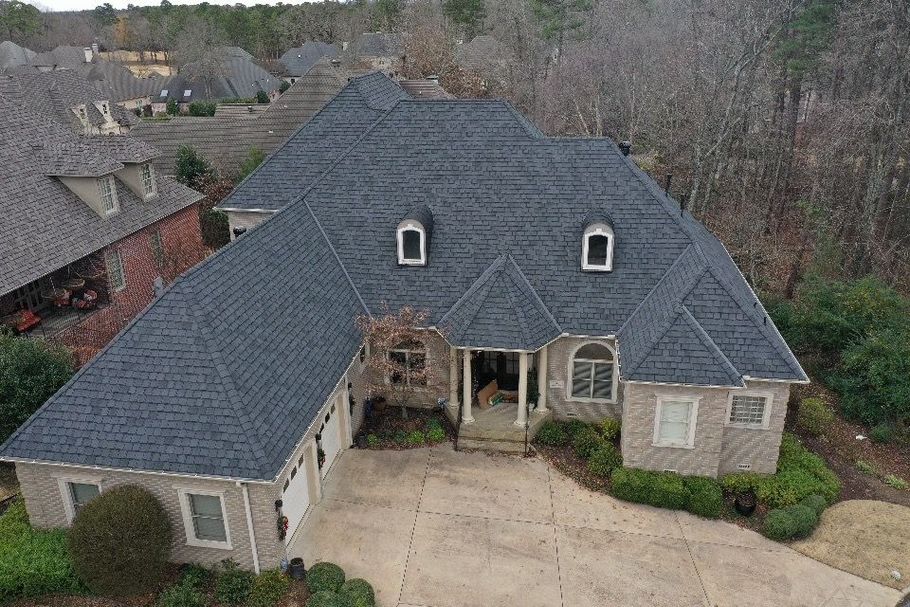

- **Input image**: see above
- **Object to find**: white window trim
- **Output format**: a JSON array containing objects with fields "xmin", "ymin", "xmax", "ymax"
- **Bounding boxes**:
[
  {"xmin": 566, "ymin": 341, "xmax": 618, "ymax": 404},
  {"xmin": 725, "ymin": 390, "xmax": 774, "ymax": 430},
  {"xmin": 140, "ymin": 163, "xmax": 157, "ymax": 198},
  {"xmin": 176, "ymin": 487, "xmax": 233, "ymax": 550},
  {"xmin": 97, "ymin": 175, "xmax": 119, "ymax": 215},
  {"xmin": 56, "ymin": 476, "xmax": 102, "ymax": 525},
  {"xmin": 582, "ymin": 223, "xmax": 614, "ymax": 271},
  {"xmin": 385, "ymin": 346, "xmax": 426, "ymax": 387},
  {"xmin": 396, "ymin": 221, "xmax": 426, "ymax": 266},
  {"xmin": 652, "ymin": 396, "xmax": 700, "ymax": 449}
]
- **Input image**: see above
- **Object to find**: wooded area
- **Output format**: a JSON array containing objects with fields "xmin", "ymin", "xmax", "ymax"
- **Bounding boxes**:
[{"xmin": 2, "ymin": 0, "xmax": 908, "ymax": 296}]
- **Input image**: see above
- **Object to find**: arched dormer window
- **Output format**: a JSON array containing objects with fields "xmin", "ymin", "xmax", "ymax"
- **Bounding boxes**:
[
  {"xmin": 568, "ymin": 341, "xmax": 617, "ymax": 402},
  {"xmin": 397, "ymin": 221, "xmax": 426, "ymax": 265},
  {"xmin": 582, "ymin": 222, "xmax": 614, "ymax": 272},
  {"xmin": 397, "ymin": 204, "xmax": 433, "ymax": 266}
]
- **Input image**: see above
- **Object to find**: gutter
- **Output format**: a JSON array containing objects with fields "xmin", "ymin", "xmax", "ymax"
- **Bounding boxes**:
[{"xmin": 238, "ymin": 481, "xmax": 261, "ymax": 574}]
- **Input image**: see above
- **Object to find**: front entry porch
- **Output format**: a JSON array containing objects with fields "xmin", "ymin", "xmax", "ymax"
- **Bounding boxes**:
[{"xmin": 444, "ymin": 345, "xmax": 552, "ymax": 454}]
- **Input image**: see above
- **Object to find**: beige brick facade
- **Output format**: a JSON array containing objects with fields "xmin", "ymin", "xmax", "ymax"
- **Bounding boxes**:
[{"xmin": 543, "ymin": 336, "xmax": 622, "ymax": 421}]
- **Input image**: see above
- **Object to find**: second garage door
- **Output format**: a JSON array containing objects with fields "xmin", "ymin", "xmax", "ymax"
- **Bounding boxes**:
[{"xmin": 319, "ymin": 401, "xmax": 341, "ymax": 478}]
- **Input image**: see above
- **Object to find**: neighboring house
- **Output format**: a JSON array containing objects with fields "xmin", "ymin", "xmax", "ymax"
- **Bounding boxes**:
[
  {"xmin": 0, "ymin": 40, "xmax": 36, "ymax": 70},
  {"xmin": 279, "ymin": 42, "xmax": 340, "ymax": 82},
  {"xmin": 347, "ymin": 32, "xmax": 404, "ymax": 75},
  {"xmin": 130, "ymin": 62, "xmax": 345, "ymax": 178},
  {"xmin": 150, "ymin": 56, "xmax": 280, "ymax": 114},
  {"xmin": 398, "ymin": 77, "xmax": 454, "ymax": 99},
  {"xmin": 455, "ymin": 35, "xmax": 512, "ymax": 89},
  {"xmin": 0, "ymin": 95, "xmax": 204, "ymax": 362},
  {"xmin": 0, "ymin": 70, "xmax": 138, "ymax": 135},
  {"xmin": 0, "ymin": 73, "xmax": 806, "ymax": 574}
]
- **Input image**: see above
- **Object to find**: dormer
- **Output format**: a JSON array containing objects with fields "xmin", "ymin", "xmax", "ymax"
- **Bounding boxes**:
[
  {"xmin": 72, "ymin": 104, "xmax": 89, "ymax": 128},
  {"xmin": 581, "ymin": 212, "xmax": 615, "ymax": 272},
  {"xmin": 93, "ymin": 100, "xmax": 112, "ymax": 122},
  {"xmin": 397, "ymin": 204, "xmax": 433, "ymax": 266}
]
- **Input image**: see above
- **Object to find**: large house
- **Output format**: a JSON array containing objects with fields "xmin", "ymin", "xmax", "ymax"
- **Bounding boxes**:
[
  {"xmin": 0, "ymin": 73, "xmax": 806, "ymax": 574},
  {"xmin": 0, "ymin": 95, "xmax": 204, "ymax": 361},
  {"xmin": 279, "ymin": 42, "xmax": 340, "ymax": 83}
]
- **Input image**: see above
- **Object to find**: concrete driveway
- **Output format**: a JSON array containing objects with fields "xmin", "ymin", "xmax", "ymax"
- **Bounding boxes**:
[{"xmin": 289, "ymin": 445, "xmax": 901, "ymax": 607}]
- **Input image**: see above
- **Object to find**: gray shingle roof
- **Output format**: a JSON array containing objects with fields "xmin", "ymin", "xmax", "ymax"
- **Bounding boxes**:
[
  {"xmin": 352, "ymin": 33, "xmax": 403, "ymax": 58},
  {"xmin": 156, "ymin": 58, "xmax": 278, "ymax": 104},
  {"xmin": 0, "ymin": 96, "xmax": 201, "ymax": 296},
  {"xmin": 0, "ymin": 40, "xmax": 36, "ymax": 69},
  {"xmin": 131, "ymin": 63, "xmax": 343, "ymax": 176},
  {"xmin": 0, "ymin": 73, "xmax": 806, "ymax": 481},
  {"xmin": 280, "ymin": 42, "xmax": 339, "ymax": 77}
]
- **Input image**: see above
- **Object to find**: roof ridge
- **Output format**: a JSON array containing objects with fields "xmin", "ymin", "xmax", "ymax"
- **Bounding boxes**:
[
  {"xmin": 679, "ymin": 305, "xmax": 743, "ymax": 386},
  {"xmin": 186, "ymin": 286, "xmax": 271, "ymax": 473},
  {"xmin": 501, "ymin": 262, "xmax": 533, "ymax": 348},
  {"xmin": 505, "ymin": 253, "xmax": 562, "ymax": 334}
]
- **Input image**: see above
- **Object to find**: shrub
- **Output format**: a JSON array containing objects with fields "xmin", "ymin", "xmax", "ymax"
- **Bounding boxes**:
[
  {"xmin": 279, "ymin": 80, "xmax": 291, "ymax": 93},
  {"xmin": 157, "ymin": 579, "xmax": 205, "ymax": 607},
  {"xmin": 306, "ymin": 562, "xmax": 345, "ymax": 594},
  {"xmin": 800, "ymin": 494, "xmax": 827, "ymax": 517},
  {"xmin": 855, "ymin": 460, "xmax": 876, "ymax": 475},
  {"xmin": 870, "ymin": 422, "xmax": 894, "ymax": 444},
  {"xmin": 338, "ymin": 578, "xmax": 375, "ymax": 607},
  {"xmin": 201, "ymin": 209, "xmax": 230, "ymax": 250},
  {"xmin": 366, "ymin": 434, "xmax": 379, "ymax": 447},
  {"xmin": 256, "ymin": 90, "xmax": 270, "ymax": 103},
  {"xmin": 188, "ymin": 101, "xmax": 216, "ymax": 116},
  {"xmin": 393, "ymin": 430, "xmax": 407, "ymax": 445},
  {"xmin": 598, "ymin": 417, "xmax": 621, "ymax": 441},
  {"xmin": 834, "ymin": 328, "xmax": 910, "ymax": 426},
  {"xmin": 611, "ymin": 468, "xmax": 690, "ymax": 510},
  {"xmin": 0, "ymin": 329, "xmax": 74, "ymax": 442},
  {"xmin": 572, "ymin": 426, "xmax": 603, "ymax": 459},
  {"xmin": 426, "ymin": 418, "xmax": 443, "ymax": 431},
  {"xmin": 884, "ymin": 475, "xmax": 908, "ymax": 490},
  {"xmin": 535, "ymin": 421, "xmax": 569, "ymax": 446},
  {"xmin": 215, "ymin": 560, "xmax": 254, "ymax": 606},
  {"xmin": 684, "ymin": 477, "xmax": 724, "ymax": 519},
  {"xmin": 68, "ymin": 485, "xmax": 172, "ymax": 596},
  {"xmin": 307, "ymin": 590, "xmax": 345, "ymax": 607},
  {"xmin": 762, "ymin": 508, "xmax": 797, "ymax": 541},
  {"xmin": 719, "ymin": 472, "xmax": 768, "ymax": 495},
  {"xmin": 180, "ymin": 563, "xmax": 213, "ymax": 590},
  {"xmin": 587, "ymin": 443, "xmax": 622, "ymax": 477},
  {"xmin": 237, "ymin": 148, "xmax": 266, "ymax": 181},
  {"xmin": 797, "ymin": 397, "xmax": 834, "ymax": 437},
  {"xmin": 756, "ymin": 434, "xmax": 840, "ymax": 507},
  {"xmin": 0, "ymin": 500, "xmax": 84, "ymax": 602},
  {"xmin": 786, "ymin": 504, "xmax": 818, "ymax": 538},
  {"xmin": 426, "ymin": 426, "xmax": 446, "ymax": 443},
  {"xmin": 175, "ymin": 145, "xmax": 212, "ymax": 187},
  {"xmin": 166, "ymin": 98, "xmax": 179, "ymax": 115},
  {"xmin": 564, "ymin": 419, "xmax": 588, "ymax": 438},
  {"xmin": 249, "ymin": 569, "xmax": 291, "ymax": 607},
  {"xmin": 406, "ymin": 430, "xmax": 426, "ymax": 446}
]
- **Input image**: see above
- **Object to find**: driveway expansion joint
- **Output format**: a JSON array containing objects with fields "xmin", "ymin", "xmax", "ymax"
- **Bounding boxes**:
[
  {"xmin": 674, "ymin": 512, "xmax": 711, "ymax": 606},
  {"xmin": 546, "ymin": 465, "xmax": 566, "ymax": 607},
  {"xmin": 397, "ymin": 447, "xmax": 432, "ymax": 606}
]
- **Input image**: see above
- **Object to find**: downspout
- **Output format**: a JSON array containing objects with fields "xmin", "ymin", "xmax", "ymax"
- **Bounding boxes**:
[{"xmin": 238, "ymin": 481, "xmax": 261, "ymax": 574}]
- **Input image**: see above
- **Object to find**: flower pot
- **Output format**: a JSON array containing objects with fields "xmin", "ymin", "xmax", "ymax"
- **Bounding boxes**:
[{"xmin": 734, "ymin": 492, "xmax": 757, "ymax": 517}]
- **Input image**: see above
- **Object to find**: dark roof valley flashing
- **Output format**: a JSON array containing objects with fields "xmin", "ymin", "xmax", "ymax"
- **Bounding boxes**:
[{"xmin": 0, "ymin": 73, "xmax": 806, "ymax": 481}]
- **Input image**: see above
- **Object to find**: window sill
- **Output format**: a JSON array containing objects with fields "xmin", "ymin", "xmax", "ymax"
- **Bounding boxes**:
[
  {"xmin": 184, "ymin": 537, "xmax": 233, "ymax": 551},
  {"xmin": 651, "ymin": 442, "xmax": 695, "ymax": 450},
  {"xmin": 581, "ymin": 266, "xmax": 612, "ymax": 273},
  {"xmin": 566, "ymin": 396, "xmax": 617, "ymax": 405},
  {"xmin": 725, "ymin": 423, "xmax": 770, "ymax": 431}
]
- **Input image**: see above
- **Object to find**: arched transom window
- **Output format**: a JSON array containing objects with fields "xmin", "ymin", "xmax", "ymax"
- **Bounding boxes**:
[
  {"xmin": 570, "ymin": 342, "xmax": 616, "ymax": 401},
  {"xmin": 582, "ymin": 222, "xmax": 614, "ymax": 271},
  {"xmin": 397, "ymin": 220, "xmax": 426, "ymax": 265}
]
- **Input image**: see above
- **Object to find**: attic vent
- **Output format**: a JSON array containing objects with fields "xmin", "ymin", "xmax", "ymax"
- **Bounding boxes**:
[
  {"xmin": 160, "ymin": 89, "xmax": 168, "ymax": 97},
  {"xmin": 565, "ymin": 412, "xmax": 579, "ymax": 418},
  {"xmin": 737, "ymin": 463, "xmax": 752, "ymax": 471},
  {"xmin": 662, "ymin": 468, "xmax": 678, "ymax": 474},
  {"xmin": 183, "ymin": 89, "xmax": 191, "ymax": 97}
]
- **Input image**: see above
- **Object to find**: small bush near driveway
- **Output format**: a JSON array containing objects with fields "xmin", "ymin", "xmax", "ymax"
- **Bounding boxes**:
[
  {"xmin": 572, "ymin": 426, "xmax": 603, "ymax": 459},
  {"xmin": 587, "ymin": 443, "xmax": 622, "ymax": 478},
  {"xmin": 684, "ymin": 476, "xmax": 724, "ymax": 518},
  {"xmin": 68, "ymin": 485, "xmax": 172, "ymax": 596},
  {"xmin": 157, "ymin": 578, "xmax": 206, "ymax": 607},
  {"xmin": 215, "ymin": 560, "xmax": 255, "ymax": 605},
  {"xmin": 610, "ymin": 468, "xmax": 690, "ymax": 510},
  {"xmin": 306, "ymin": 562, "xmax": 345, "ymax": 594},
  {"xmin": 762, "ymin": 497, "xmax": 821, "ymax": 541},
  {"xmin": 0, "ymin": 500, "xmax": 84, "ymax": 602},
  {"xmin": 536, "ymin": 421, "xmax": 569, "ymax": 446},
  {"xmin": 249, "ymin": 568, "xmax": 291, "ymax": 607},
  {"xmin": 339, "ymin": 578, "xmax": 376, "ymax": 607}
]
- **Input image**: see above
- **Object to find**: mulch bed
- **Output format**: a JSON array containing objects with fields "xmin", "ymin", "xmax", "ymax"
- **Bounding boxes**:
[
  {"xmin": 790, "ymin": 383, "xmax": 910, "ymax": 507},
  {"xmin": 356, "ymin": 405, "xmax": 454, "ymax": 449}
]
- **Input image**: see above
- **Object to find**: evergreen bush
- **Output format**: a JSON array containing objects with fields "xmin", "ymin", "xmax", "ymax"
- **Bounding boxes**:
[
  {"xmin": 587, "ymin": 443, "xmax": 622, "ymax": 477},
  {"xmin": 306, "ymin": 562, "xmax": 345, "ymax": 594},
  {"xmin": 535, "ymin": 421, "xmax": 569, "ymax": 446}
]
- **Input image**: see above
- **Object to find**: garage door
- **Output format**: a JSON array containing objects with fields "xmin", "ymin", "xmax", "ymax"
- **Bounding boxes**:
[
  {"xmin": 281, "ymin": 458, "xmax": 310, "ymax": 544},
  {"xmin": 319, "ymin": 401, "xmax": 341, "ymax": 479}
]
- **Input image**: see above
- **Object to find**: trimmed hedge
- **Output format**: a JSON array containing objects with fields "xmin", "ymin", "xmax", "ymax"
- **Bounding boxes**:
[
  {"xmin": 307, "ymin": 590, "xmax": 345, "ymax": 607},
  {"xmin": 535, "ymin": 421, "xmax": 569, "ymax": 446},
  {"xmin": 306, "ymin": 562, "xmax": 345, "ymax": 594},
  {"xmin": 0, "ymin": 500, "xmax": 84, "ymax": 602},
  {"xmin": 762, "ymin": 499, "xmax": 820, "ymax": 541},
  {"xmin": 338, "ymin": 578, "xmax": 375, "ymax": 607},
  {"xmin": 796, "ymin": 397, "xmax": 834, "ymax": 436},
  {"xmin": 68, "ymin": 485, "xmax": 172, "ymax": 596},
  {"xmin": 684, "ymin": 476, "xmax": 724, "ymax": 519},
  {"xmin": 611, "ymin": 468, "xmax": 689, "ymax": 510},
  {"xmin": 587, "ymin": 443, "xmax": 622, "ymax": 477},
  {"xmin": 599, "ymin": 417, "xmax": 622, "ymax": 441},
  {"xmin": 249, "ymin": 569, "xmax": 291, "ymax": 607},
  {"xmin": 215, "ymin": 560, "xmax": 254, "ymax": 606},
  {"xmin": 572, "ymin": 427, "xmax": 603, "ymax": 459}
]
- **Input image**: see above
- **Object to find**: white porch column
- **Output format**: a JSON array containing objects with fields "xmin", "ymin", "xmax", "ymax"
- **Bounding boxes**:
[
  {"xmin": 515, "ymin": 352, "xmax": 529, "ymax": 426},
  {"xmin": 536, "ymin": 345, "xmax": 548, "ymax": 414},
  {"xmin": 462, "ymin": 349, "xmax": 474, "ymax": 424},
  {"xmin": 449, "ymin": 346, "xmax": 459, "ymax": 410}
]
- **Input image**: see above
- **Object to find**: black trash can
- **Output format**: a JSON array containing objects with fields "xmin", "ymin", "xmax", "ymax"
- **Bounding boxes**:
[{"xmin": 289, "ymin": 557, "xmax": 306, "ymax": 581}]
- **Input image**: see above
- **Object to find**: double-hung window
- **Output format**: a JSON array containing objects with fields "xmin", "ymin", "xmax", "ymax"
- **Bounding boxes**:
[
  {"xmin": 653, "ymin": 397, "xmax": 699, "ymax": 448},
  {"xmin": 57, "ymin": 478, "xmax": 101, "ymax": 524},
  {"xmin": 178, "ymin": 489, "xmax": 231, "ymax": 548},
  {"xmin": 98, "ymin": 176, "xmax": 118, "ymax": 215},
  {"xmin": 140, "ymin": 163, "xmax": 156, "ymax": 198},
  {"xmin": 106, "ymin": 250, "xmax": 126, "ymax": 291},
  {"xmin": 388, "ymin": 343, "xmax": 426, "ymax": 387},
  {"xmin": 727, "ymin": 392, "xmax": 773, "ymax": 429}
]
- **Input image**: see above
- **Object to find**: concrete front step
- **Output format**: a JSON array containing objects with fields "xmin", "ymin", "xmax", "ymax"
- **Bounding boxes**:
[{"xmin": 457, "ymin": 436, "xmax": 529, "ymax": 454}]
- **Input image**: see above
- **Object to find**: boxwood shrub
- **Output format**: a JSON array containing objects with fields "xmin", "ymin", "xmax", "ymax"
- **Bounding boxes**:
[
  {"xmin": 0, "ymin": 500, "xmax": 84, "ymax": 602},
  {"xmin": 572, "ymin": 426, "xmax": 603, "ymax": 459},
  {"xmin": 535, "ymin": 421, "xmax": 569, "ymax": 446},
  {"xmin": 249, "ymin": 569, "xmax": 291, "ymax": 607},
  {"xmin": 796, "ymin": 397, "xmax": 834, "ymax": 436},
  {"xmin": 683, "ymin": 476, "xmax": 724, "ymax": 519},
  {"xmin": 800, "ymin": 494, "xmax": 827, "ymax": 517},
  {"xmin": 306, "ymin": 562, "xmax": 345, "ymax": 594},
  {"xmin": 338, "ymin": 578, "xmax": 375, "ymax": 607},
  {"xmin": 762, "ymin": 502, "xmax": 819, "ymax": 541},
  {"xmin": 67, "ymin": 485, "xmax": 172, "ymax": 596},
  {"xmin": 157, "ymin": 579, "xmax": 205, "ymax": 607},
  {"xmin": 610, "ymin": 468, "xmax": 689, "ymax": 510},
  {"xmin": 587, "ymin": 443, "xmax": 622, "ymax": 477},
  {"xmin": 307, "ymin": 590, "xmax": 345, "ymax": 607},
  {"xmin": 215, "ymin": 560, "xmax": 254, "ymax": 606}
]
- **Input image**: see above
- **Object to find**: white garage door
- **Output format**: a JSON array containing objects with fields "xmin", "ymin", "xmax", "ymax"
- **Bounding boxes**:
[
  {"xmin": 281, "ymin": 458, "xmax": 310, "ymax": 544},
  {"xmin": 319, "ymin": 400, "xmax": 341, "ymax": 479}
]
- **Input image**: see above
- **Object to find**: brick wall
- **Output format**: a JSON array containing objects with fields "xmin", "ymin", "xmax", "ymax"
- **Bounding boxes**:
[
  {"xmin": 54, "ymin": 204, "xmax": 205, "ymax": 363},
  {"xmin": 544, "ymin": 336, "xmax": 623, "ymax": 421},
  {"xmin": 718, "ymin": 380, "xmax": 791, "ymax": 474},
  {"xmin": 16, "ymin": 462, "xmax": 284, "ymax": 570}
]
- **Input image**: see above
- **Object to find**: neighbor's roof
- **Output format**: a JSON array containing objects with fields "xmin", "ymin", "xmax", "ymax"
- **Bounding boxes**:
[
  {"xmin": 0, "ymin": 40, "xmax": 36, "ymax": 70},
  {"xmin": 30, "ymin": 45, "xmax": 86, "ymax": 69},
  {"xmin": 0, "ymin": 70, "xmax": 138, "ymax": 131},
  {"xmin": 352, "ymin": 32, "xmax": 403, "ymax": 58},
  {"xmin": 398, "ymin": 79, "xmax": 454, "ymax": 99},
  {"xmin": 0, "ymin": 96, "xmax": 201, "ymax": 296},
  {"xmin": 155, "ymin": 58, "xmax": 278, "ymax": 104},
  {"xmin": 0, "ymin": 73, "xmax": 806, "ymax": 481},
  {"xmin": 279, "ymin": 42, "xmax": 339, "ymax": 76},
  {"xmin": 130, "ymin": 62, "xmax": 344, "ymax": 176}
]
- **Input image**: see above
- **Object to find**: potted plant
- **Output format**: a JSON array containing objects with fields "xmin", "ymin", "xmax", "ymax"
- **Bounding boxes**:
[{"xmin": 734, "ymin": 491, "xmax": 757, "ymax": 517}]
